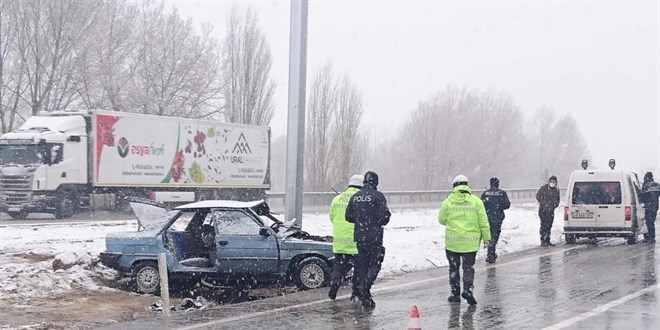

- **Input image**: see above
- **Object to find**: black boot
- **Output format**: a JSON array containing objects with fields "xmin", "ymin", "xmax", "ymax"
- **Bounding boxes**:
[
  {"xmin": 448, "ymin": 295, "xmax": 461, "ymax": 303},
  {"xmin": 361, "ymin": 293, "xmax": 375, "ymax": 308},
  {"xmin": 328, "ymin": 284, "xmax": 339, "ymax": 300},
  {"xmin": 461, "ymin": 290, "xmax": 477, "ymax": 305}
]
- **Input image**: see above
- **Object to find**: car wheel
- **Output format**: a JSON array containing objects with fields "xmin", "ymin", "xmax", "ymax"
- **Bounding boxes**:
[
  {"xmin": 55, "ymin": 193, "xmax": 76, "ymax": 219},
  {"xmin": 293, "ymin": 257, "xmax": 329, "ymax": 290},
  {"xmin": 134, "ymin": 262, "xmax": 160, "ymax": 294},
  {"xmin": 7, "ymin": 211, "xmax": 29, "ymax": 220},
  {"xmin": 627, "ymin": 232, "xmax": 638, "ymax": 245},
  {"xmin": 565, "ymin": 234, "xmax": 577, "ymax": 244}
]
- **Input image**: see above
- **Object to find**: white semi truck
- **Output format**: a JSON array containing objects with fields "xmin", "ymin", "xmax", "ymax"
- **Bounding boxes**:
[{"xmin": 0, "ymin": 110, "xmax": 270, "ymax": 219}]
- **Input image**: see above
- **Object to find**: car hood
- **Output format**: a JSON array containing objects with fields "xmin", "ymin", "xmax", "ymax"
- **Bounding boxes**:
[
  {"xmin": 128, "ymin": 200, "xmax": 179, "ymax": 231},
  {"xmin": 269, "ymin": 217, "xmax": 332, "ymax": 243}
]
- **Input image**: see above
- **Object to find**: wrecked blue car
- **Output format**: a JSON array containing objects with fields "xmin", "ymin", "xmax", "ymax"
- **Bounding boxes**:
[{"xmin": 99, "ymin": 198, "xmax": 334, "ymax": 294}]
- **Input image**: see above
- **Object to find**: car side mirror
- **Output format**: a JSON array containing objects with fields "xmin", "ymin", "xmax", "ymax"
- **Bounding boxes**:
[{"xmin": 259, "ymin": 227, "xmax": 270, "ymax": 237}]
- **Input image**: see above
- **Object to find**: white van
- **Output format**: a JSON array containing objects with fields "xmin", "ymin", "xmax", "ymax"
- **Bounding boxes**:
[{"xmin": 564, "ymin": 168, "xmax": 647, "ymax": 244}]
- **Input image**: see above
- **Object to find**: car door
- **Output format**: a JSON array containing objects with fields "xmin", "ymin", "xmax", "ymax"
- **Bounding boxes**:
[{"xmin": 212, "ymin": 209, "xmax": 280, "ymax": 274}]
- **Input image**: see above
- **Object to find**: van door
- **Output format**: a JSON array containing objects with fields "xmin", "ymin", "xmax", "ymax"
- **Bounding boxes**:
[
  {"xmin": 569, "ymin": 181, "xmax": 598, "ymax": 228},
  {"xmin": 591, "ymin": 181, "xmax": 624, "ymax": 228},
  {"xmin": 631, "ymin": 177, "xmax": 647, "ymax": 234}
]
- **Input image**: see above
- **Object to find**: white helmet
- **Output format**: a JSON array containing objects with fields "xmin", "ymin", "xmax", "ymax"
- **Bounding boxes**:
[
  {"xmin": 348, "ymin": 174, "xmax": 363, "ymax": 187},
  {"xmin": 452, "ymin": 174, "xmax": 469, "ymax": 185}
]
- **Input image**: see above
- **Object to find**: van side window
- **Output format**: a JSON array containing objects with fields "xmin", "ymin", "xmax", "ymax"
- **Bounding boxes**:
[{"xmin": 572, "ymin": 182, "xmax": 622, "ymax": 205}]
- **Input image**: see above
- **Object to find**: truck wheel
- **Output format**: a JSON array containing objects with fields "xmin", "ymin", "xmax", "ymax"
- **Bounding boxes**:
[
  {"xmin": 134, "ymin": 262, "xmax": 160, "ymax": 294},
  {"xmin": 55, "ymin": 193, "xmax": 76, "ymax": 219},
  {"xmin": 292, "ymin": 257, "xmax": 329, "ymax": 290},
  {"xmin": 7, "ymin": 211, "xmax": 29, "ymax": 220},
  {"xmin": 627, "ymin": 232, "xmax": 638, "ymax": 245},
  {"xmin": 565, "ymin": 234, "xmax": 577, "ymax": 244}
]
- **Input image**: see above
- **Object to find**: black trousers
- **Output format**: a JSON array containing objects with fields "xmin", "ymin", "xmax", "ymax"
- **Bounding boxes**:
[
  {"xmin": 329, "ymin": 254, "xmax": 355, "ymax": 289},
  {"xmin": 352, "ymin": 243, "xmax": 385, "ymax": 298},
  {"xmin": 644, "ymin": 209, "xmax": 657, "ymax": 241},
  {"xmin": 539, "ymin": 208, "xmax": 555, "ymax": 243},
  {"xmin": 487, "ymin": 217, "xmax": 503, "ymax": 258},
  {"xmin": 446, "ymin": 250, "xmax": 476, "ymax": 296}
]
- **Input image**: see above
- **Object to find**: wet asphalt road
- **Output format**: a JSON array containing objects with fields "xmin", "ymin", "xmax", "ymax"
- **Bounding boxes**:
[{"xmin": 100, "ymin": 240, "xmax": 659, "ymax": 330}]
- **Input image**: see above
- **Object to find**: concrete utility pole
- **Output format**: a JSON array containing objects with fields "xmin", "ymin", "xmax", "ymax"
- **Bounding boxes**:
[{"xmin": 285, "ymin": 0, "xmax": 308, "ymax": 227}]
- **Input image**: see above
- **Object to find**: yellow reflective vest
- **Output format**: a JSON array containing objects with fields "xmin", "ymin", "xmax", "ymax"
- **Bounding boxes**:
[
  {"xmin": 329, "ymin": 187, "xmax": 360, "ymax": 255},
  {"xmin": 439, "ymin": 185, "xmax": 491, "ymax": 253}
]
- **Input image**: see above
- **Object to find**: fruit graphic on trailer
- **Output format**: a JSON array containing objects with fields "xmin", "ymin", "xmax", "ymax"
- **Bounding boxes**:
[{"xmin": 171, "ymin": 150, "xmax": 185, "ymax": 182}]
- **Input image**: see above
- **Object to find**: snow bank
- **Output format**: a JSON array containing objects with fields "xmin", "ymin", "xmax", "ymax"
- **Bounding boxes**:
[{"xmin": 0, "ymin": 205, "xmax": 563, "ymax": 301}]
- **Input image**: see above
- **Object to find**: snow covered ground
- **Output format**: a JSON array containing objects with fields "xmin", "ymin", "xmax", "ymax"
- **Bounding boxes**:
[{"xmin": 0, "ymin": 204, "xmax": 564, "ymax": 302}]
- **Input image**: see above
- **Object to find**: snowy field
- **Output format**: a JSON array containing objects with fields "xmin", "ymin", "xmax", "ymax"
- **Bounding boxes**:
[{"xmin": 0, "ymin": 204, "xmax": 563, "ymax": 302}]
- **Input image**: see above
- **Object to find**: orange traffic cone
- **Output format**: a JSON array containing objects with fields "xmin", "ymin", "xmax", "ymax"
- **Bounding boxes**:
[{"xmin": 407, "ymin": 305, "xmax": 422, "ymax": 330}]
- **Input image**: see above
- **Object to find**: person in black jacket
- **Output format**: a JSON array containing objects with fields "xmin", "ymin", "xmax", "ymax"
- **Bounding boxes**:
[
  {"xmin": 345, "ymin": 171, "xmax": 391, "ymax": 308},
  {"xmin": 536, "ymin": 175, "xmax": 560, "ymax": 247},
  {"xmin": 640, "ymin": 172, "xmax": 660, "ymax": 243},
  {"xmin": 481, "ymin": 177, "xmax": 511, "ymax": 263}
]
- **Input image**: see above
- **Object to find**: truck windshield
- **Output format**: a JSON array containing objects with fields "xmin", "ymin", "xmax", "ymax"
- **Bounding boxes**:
[{"xmin": 0, "ymin": 144, "xmax": 44, "ymax": 165}]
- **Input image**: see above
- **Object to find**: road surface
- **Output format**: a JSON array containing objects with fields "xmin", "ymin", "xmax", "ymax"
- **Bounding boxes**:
[{"xmin": 98, "ymin": 239, "xmax": 659, "ymax": 329}]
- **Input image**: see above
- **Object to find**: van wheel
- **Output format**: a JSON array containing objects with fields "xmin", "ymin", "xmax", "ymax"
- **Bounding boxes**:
[
  {"xmin": 292, "ymin": 257, "xmax": 329, "ymax": 290},
  {"xmin": 627, "ymin": 233, "xmax": 638, "ymax": 245},
  {"xmin": 565, "ymin": 234, "xmax": 577, "ymax": 244}
]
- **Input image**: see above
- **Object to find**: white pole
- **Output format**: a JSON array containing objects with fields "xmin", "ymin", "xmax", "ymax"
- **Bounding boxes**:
[
  {"xmin": 158, "ymin": 253, "xmax": 170, "ymax": 317},
  {"xmin": 285, "ymin": 0, "xmax": 309, "ymax": 228}
]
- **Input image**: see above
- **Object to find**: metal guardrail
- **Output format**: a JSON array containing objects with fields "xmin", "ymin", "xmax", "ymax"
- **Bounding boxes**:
[{"xmin": 265, "ymin": 188, "xmax": 567, "ymax": 211}]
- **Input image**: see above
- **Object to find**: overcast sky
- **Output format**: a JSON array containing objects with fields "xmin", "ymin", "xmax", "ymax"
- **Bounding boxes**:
[{"xmin": 169, "ymin": 0, "xmax": 659, "ymax": 173}]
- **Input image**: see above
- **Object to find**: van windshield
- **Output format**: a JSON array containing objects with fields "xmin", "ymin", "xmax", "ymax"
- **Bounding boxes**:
[{"xmin": 572, "ymin": 182, "xmax": 622, "ymax": 205}]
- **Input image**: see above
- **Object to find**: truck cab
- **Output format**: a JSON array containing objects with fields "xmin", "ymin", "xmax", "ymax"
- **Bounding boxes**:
[
  {"xmin": 564, "ymin": 163, "xmax": 646, "ymax": 244},
  {"xmin": 0, "ymin": 112, "xmax": 88, "ymax": 219}
]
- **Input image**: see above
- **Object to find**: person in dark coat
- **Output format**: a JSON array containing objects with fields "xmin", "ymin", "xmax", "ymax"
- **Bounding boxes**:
[
  {"xmin": 640, "ymin": 172, "xmax": 660, "ymax": 243},
  {"xmin": 536, "ymin": 175, "xmax": 560, "ymax": 247},
  {"xmin": 345, "ymin": 171, "xmax": 391, "ymax": 308},
  {"xmin": 481, "ymin": 177, "xmax": 511, "ymax": 263}
]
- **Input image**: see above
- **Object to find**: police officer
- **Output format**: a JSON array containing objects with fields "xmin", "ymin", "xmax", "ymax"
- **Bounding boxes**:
[
  {"xmin": 480, "ymin": 177, "xmax": 510, "ymax": 263},
  {"xmin": 439, "ymin": 175, "xmax": 490, "ymax": 305},
  {"xmin": 640, "ymin": 172, "xmax": 660, "ymax": 243},
  {"xmin": 536, "ymin": 175, "xmax": 560, "ymax": 247},
  {"xmin": 327, "ymin": 174, "xmax": 363, "ymax": 300},
  {"xmin": 345, "ymin": 171, "xmax": 391, "ymax": 308}
]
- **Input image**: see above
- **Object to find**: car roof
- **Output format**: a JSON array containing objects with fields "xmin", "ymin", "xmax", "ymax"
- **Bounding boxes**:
[{"xmin": 175, "ymin": 200, "xmax": 265, "ymax": 210}]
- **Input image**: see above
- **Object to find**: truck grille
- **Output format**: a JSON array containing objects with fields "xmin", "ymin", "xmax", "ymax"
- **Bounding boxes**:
[
  {"xmin": 0, "ymin": 175, "xmax": 32, "ymax": 206},
  {"xmin": 0, "ymin": 175, "xmax": 32, "ymax": 189}
]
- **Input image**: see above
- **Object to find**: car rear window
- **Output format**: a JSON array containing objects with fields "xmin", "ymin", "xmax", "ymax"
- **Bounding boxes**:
[{"xmin": 572, "ymin": 181, "xmax": 622, "ymax": 205}]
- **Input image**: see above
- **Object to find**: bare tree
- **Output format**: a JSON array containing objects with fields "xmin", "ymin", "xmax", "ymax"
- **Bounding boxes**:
[
  {"xmin": 0, "ymin": 1, "xmax": 27, "ymax": 133},
  {"xmin": 14, "ymin": 0, "xmax": 99, "ymax": 114},
  {"xmin": 329, "ymin": 74, "xmax": 365, "ymax": 188},
  {"xmin": 305, "ymin": 63, "xmax": 337, "ymax": 191},
  {"xmin": 371, "ymin": 85, "xmax": 536, "ymax": 190},
  {"xmin": 528, "ymin": 107, "xmax": 558, "ymax": 183},
  {"xmin": 75, "ymin": 0, "xmax": 138, "ymax": 111},
  {"xmin": 221, "ymin": 6, "xmax": 275, "ymax": 125},
  {"xmin": 129, "ymin": 3, "xmax": 222, "ymax": 118}
]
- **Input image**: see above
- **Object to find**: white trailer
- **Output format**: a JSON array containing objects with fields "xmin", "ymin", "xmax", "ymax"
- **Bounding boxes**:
[{"xmin": 0, "ymin": 110, "xmax": 270, "ymax": 219}]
